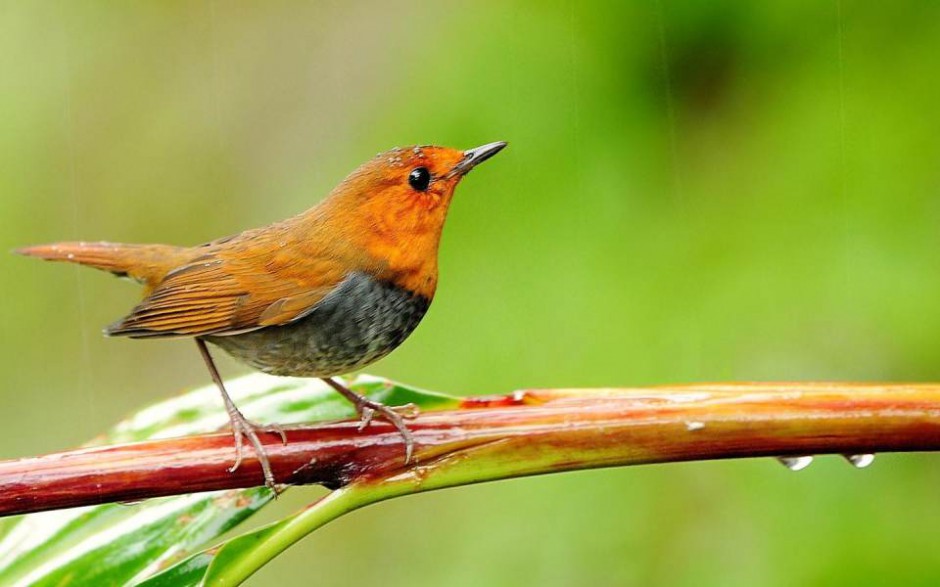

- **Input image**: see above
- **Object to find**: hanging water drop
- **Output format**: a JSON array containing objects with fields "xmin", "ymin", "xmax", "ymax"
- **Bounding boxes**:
[
  {"xmin": 843, "ymin": 453, "xmax": 876, "ymax": 468},
  {"xmin": 777, "ymin": 456, "xmax": 814, "ymax": 471}
]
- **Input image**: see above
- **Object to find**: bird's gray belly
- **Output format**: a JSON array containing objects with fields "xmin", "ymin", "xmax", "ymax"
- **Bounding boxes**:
[{"xmin": 206, "ymin": 272, "xmax": 430, "ymax": 377}]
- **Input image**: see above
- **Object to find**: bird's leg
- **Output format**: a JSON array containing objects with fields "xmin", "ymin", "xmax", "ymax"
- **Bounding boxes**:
[
  {"xmin": 321, "ymin": 377, "xmax": 419, "ymax": 463},
  {"xmin": 196, "ymin": 339, "xmax": 285, "ymax": 491}
]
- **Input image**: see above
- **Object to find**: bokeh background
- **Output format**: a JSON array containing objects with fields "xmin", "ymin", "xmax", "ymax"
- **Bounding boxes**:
[{"xmin": 3, "ymin": 2, "xmax": 940, "ymax": 585}]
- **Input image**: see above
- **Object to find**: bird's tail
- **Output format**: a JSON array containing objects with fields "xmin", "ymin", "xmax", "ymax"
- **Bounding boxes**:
[{"xmin": 14, "ymin": 241, "xmax": 185, "ymax": 287}]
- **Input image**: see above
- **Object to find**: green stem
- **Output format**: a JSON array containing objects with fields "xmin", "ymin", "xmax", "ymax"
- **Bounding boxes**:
[{"xmin": 208, "ymin": 483, "xmax": 404, "ymax": 587}]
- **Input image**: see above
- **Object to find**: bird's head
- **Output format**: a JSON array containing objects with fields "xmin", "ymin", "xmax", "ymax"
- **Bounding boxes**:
[
  {"xmin": 330, "ymin": 142, "xmax": 506, "ymax": 219},
  {"xmin": 316, "ymin": 142, "xmax": 507, "ymax": 297}
]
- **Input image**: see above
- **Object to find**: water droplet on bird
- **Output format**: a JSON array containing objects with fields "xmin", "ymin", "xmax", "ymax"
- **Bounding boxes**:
[
  {"xmin": 777, "ymin": 456, "xmax": 814, "ymax": 471},
  {"xmin": 843, "ymin": 453, "xmax": 875, "ymax": 468},
  {"xmin": 685, "ymin": 421, "xmax": 705, "ymax": 431}
]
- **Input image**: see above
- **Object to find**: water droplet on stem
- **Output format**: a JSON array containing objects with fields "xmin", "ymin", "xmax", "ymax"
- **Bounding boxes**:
[
  {"xmin": 777, "ymin": 456, "xmax": 814, "ymax": 471},
  {"xmin": 843, "ymin": 453, "xmax": 876, "ymax": 468}
]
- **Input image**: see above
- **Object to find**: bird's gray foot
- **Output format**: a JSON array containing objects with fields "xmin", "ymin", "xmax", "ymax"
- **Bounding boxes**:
[{"xmin": 322, "ymin": 378, "xmax": 419, "ymax": 463}]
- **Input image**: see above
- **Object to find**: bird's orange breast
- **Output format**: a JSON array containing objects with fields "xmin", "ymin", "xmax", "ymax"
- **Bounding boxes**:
[{"xmin": 308, "ymin": 177, "xmax": 452, "ymax": 301}]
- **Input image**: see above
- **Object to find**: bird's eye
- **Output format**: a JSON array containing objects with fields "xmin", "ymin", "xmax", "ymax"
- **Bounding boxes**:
[{"xmin": 408, "ymin": 167, "xmax": 431, "ymax": 192}]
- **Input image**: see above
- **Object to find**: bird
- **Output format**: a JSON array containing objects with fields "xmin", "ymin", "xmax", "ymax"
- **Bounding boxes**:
[{"xmin": 16, "ymin": 141, "xmax": 507, "ymax": 490}]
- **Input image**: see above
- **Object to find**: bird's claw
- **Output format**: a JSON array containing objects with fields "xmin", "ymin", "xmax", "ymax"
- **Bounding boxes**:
[
  {"xmin": 321, "ymin": 378, "xmax": 420, "ymax": 465},
  {"xmin": 259, "ymin": 422, "xmax": 288, "ymax": 445},
  {"xmin": 229, "ymin": 424, "xmax": 245, "ymax": 473},
  {"xmin": 393, "ymin": 402, "xmax": 420, "ymax": 419},
  {"xmin": 352, "ymin": 399, "xmax": 419, "ymax": 463},
  {"xmin": 227, "ymin": 412, "xmax": 285, "ymax": 493},
  {"xmin": 357, "ymin": 406, "xmax": 375, "ymax": 431}
]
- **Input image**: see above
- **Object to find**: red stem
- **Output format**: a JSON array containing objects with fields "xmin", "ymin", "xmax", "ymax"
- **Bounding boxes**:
[{"xmin": 1, "ymin": 382, "xmax": 938, "ymax": 517}]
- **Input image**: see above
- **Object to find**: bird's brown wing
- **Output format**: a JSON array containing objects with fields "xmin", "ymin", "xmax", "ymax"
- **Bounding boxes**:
[{"xmin": 106, "ymin": 246, "xmax": 347, "ymax": 338}]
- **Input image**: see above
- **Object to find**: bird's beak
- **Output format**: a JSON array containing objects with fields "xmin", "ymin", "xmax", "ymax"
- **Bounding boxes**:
[{"xmin": 447, "ymin": 141, "xmax": 508, "ymax": 178}]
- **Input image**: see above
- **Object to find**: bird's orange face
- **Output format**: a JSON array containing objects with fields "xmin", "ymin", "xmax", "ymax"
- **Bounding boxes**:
[
  {"xmin": 337, "ymin": 143, "xmax": 503, "ymax": 214},
  {"xmin": 319, "ymin": 143, "xmax": 506, "ymax": 297}
]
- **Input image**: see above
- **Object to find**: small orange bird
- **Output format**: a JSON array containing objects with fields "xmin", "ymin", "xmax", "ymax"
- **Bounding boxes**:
[{"xmin": 16, "ymin": 141, "xmax": 507, "ymax": 489}]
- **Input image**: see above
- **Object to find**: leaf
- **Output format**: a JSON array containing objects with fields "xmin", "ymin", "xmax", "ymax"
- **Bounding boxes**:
[
  {"xmin": 0, "ymin": 374, "xmax": 458, "ymax": 586},
  {"xmin": 139, "ymin": 487, "xmax": 373, "ymax": 587}
]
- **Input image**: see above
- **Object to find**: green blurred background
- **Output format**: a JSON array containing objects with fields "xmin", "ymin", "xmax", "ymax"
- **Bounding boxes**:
[{"xmin": 3, "ymin": 1, "xmax": 940, "ymax": 585}]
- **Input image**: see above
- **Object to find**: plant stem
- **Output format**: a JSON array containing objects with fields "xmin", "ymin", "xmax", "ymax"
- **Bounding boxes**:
[
  {"xmin": 208, "ymin": 486, "xmax": 376, "ymax": 587},
  {"xmin": 1, "ymin": 382, "xmax": 939, "ymax": 517}
]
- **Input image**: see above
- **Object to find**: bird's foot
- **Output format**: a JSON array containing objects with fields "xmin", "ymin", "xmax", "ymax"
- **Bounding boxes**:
[
  {"xmin": 322, "ymin": 378, "xmax": 419, "ymax": 463},
  {"xmin": 197, "ymin": 339, "xmax": 287, "ymax": 493},
  {"xmin": 354, "ymin": 398, "xmax": 419, "ymax": 463},
  {"xmin": 356, "ymin": 400, "xmax": 419, "ymax": 429},
  {"xmin": 227, "ymin": 410, "xmax": 287, "ymax": 493}
]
